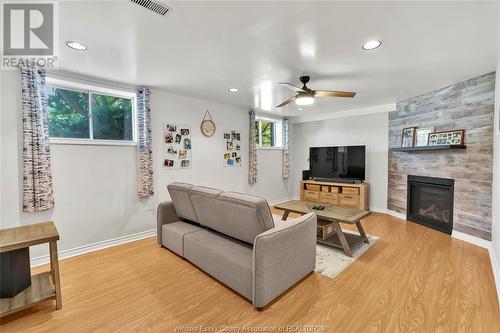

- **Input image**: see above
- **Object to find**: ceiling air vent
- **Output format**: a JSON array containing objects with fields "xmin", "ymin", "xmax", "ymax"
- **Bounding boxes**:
[{"xmin": 131, "ymin": 0, "xmax": 171, "ymax": 16}]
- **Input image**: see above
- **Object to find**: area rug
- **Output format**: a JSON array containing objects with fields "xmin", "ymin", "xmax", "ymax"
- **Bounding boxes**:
[{"xmin": 315, "ymin": 231, "xmax": 379, "ymax": 279}]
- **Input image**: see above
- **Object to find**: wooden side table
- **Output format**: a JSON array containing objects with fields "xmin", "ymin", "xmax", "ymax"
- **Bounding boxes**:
[{"xmin": 0, "ymin": 221, "xmax": 62, "ymax": 317}]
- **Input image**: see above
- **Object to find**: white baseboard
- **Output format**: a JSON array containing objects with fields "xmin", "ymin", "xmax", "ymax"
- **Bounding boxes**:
[
  {"xmin": 386, "ymin": 209, "xmax": 406, "ymax": 220},
  {"xmin": 269, "ymin": 196, "xmax": 297, "ymax": 206},
  {"xmin": 370, "ymin": 207, "xmax": 388, "ymax": 214},
  {"xmin": 30, "ymin": 229, "xmax": 156, "ymax": 268},
  {"xmin": 488, "ymin": 246, "xmax": 500, "ymax": 307},
  {"xmin": 451, "ymin": 230, "xmax": 491, "ymax": 249}
]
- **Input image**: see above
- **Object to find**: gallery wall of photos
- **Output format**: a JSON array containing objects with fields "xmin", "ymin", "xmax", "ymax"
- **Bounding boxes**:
[
  {"xmin": 223, "ymin": 129, "xmax": 242, "ymax": 167},
  {"xmin": 163, "ymin": 123, "xmax": 191, "ymax": 169}
]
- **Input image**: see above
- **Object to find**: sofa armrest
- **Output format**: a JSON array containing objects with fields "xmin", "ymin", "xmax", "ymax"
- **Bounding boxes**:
[
  {"xmin": 157, "ymin": 201, "xmax": 179, "ymax": 245},
  {"xmin": 252, "ymin": 212, "xmax": 317, "ymax": 308}
]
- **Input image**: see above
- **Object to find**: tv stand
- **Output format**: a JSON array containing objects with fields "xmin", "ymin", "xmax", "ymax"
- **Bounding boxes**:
[
  {"xmin": 300, "ymin": 180, "xmax": 369, "ymax": 211},
  {"xmin": 313, "ymin": 178, "xmax": 361, "ymax": 184}
]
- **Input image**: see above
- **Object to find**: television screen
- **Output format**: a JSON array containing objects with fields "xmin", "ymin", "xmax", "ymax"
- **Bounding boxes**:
[{"xmin": 309, "ymin": 146, "xmax": 366, "ymax": 181}]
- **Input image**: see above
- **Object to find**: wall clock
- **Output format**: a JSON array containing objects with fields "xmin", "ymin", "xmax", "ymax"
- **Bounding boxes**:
[{"xmin": 201, "ymin": 110, "xmax": 216, "ymax": 137}]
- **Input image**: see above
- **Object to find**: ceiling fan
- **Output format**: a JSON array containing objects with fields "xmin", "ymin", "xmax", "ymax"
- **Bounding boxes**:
[{"xmin": 276, "ymin": 76, "xmax": 356, "ymax": 108}]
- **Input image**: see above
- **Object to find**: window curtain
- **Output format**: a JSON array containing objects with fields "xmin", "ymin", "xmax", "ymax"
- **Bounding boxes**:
[
  {"xmin": 21, "ymin": 66, "xmax": 55, "ymax": 212},
  {"xmin": 136, "ymin": 87, "xmax": 154, "ymax": 197},
  {"xmin": 282, "ymin": 117, "xmax": 290, "ymax": 179},
  {"xmin": 248, "ymin": 110, "xmax": 257, "ymax": 184}
]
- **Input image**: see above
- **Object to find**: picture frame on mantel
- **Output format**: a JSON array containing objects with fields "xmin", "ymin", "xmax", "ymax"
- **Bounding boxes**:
[
  {"xmin": 415, "ymin": 127, "xmax": 435, "ymax": 146},
  {"xmin": 401, "ymin": 127, "xmax": 417, "ymax": 148},
  {"xmin": 428, "ymin": 129, "xmax": 465, "ymax": 146}
]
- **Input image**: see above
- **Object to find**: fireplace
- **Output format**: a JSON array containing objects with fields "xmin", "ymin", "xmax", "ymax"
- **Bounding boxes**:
[{"xmin": 407, "ymin": 175, "xmax": 454, "ymax": 234}]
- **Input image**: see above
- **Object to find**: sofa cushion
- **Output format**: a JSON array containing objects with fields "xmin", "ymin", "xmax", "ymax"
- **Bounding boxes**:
[
  {"xmin": 167, "ymin": 182, "xmax": 198, "ymax": 222},
  {"xmin": 184, "ymin": 229, "xmax": 253, "ymax": 300},
  {"xmin": 162, "ymin": 222, "xmax": 203, "ymax": 257},
  {"xmin": 213, "ymin": 192, "xmax": 275, "ymax": 244},
  {"xmin": 188, "ymin": 186, "xmax": 224, "ymax": 227}
]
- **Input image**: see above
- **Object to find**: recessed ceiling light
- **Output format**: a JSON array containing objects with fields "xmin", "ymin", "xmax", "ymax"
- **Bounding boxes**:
[
  {"xmin": 66, "ymin": 41, "xmax": 87, "ymax": 51},
  {"xmin": 362, "ymin": 40, "xmax": 381, "ymax": 50},
  {"xmin": 298, "ymin": 108, "xmax": 303, "ymax": 111},
  {"xmin": 228, "ymin": 88, "xmax": 238, "ymax": 92}
]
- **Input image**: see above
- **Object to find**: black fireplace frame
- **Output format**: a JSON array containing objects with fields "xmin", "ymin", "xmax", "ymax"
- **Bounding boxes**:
[{"xmin": 406, "ymin": 175, "xmax": 454, "ymax": 234}]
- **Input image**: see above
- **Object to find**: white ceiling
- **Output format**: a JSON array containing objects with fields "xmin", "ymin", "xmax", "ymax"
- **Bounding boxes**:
[{"xmin": 56, "ymin": 1, "xmax": 500, "ymax": 117}]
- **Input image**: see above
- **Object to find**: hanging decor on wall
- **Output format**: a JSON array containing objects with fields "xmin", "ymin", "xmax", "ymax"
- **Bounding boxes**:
[
  {"xmin": 163, "ymin": 123, "xmax": 191, "ymax": 169},
  {"xmin": 223, "ymin": 129, "xmax": 242, "ymax": 167},
  {"xmin": 200, "ymin": 110, "xmax": 216, "ymax": 137}
]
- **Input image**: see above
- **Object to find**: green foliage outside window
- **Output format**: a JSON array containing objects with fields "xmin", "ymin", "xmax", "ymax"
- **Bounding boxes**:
[
  {"xmin": 47, "ymin": 86, "xmax": 133, "ymax": 141},
  {"xmin": 47, "ymin": 87, "xmax": 90, "ymax": 138},
  {"xmin": 254, "ymin": 120, "xmax": 275, "ymax": 147},
  {"xmin": 260, "ymin": 120, "xmax": 274, "ymax": 147},
  {"xmin": 92, "ymin": 94, "xmax": 133, "ymax": 140}
]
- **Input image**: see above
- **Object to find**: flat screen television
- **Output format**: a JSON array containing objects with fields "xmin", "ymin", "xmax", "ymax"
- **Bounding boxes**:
[{"xmin": 309, "ymin": 145, "xmax": 366, "ymax": 181}]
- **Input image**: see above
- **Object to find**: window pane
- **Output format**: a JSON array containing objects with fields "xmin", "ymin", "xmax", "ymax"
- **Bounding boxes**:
[
  {"xmin": 91, "ymin": 94, "xmax": 133, "ymax": 140},
  {"xmin": 47, "ymin": 87, "xmax": 90, "ymax": 138},
  {"xmin": 261, "ymin": 121, "xmax": 275, "ymax": 147}
]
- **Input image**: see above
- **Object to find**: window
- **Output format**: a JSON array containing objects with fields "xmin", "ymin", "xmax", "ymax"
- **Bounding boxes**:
[
  {"xmin": 255, "ymin": 117, "xmax": 282, "ymax": 148},
  {"xmin": 46, "ymin": 79, "xmax": 136, "ymax": 144}
]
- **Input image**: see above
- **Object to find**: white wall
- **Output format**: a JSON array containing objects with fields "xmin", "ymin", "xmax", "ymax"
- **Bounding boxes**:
[
  {"xmin": 1, "ymin": 71, "xmax": 154, "ymax": 259},
  {"xmin": 0, "ymin": 71, "xmax": 290, "ymax": 260},
  {"xmin": 289, "ymin": 112, "xmax": 389, "ymax": 212},
  {"xmin": 151, "ymin": 90, "xmax": 293, "ymax": 205},
  {"xmin": 491, "ymin": 62, "xmax": 500, "ymax": 295}
]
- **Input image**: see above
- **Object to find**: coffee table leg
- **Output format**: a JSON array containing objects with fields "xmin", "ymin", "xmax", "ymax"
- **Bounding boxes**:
[
  {"xmin": 49, "ymin": 241, "xmax": 62, "ymax": 310},
  {"xmin": 281, "ymin": 210, "xmax": 290, "ymax": 221},
  {"xmin": 356, "ymin": 221, "xmax": 369, "ymax": 244},
  {"xmin": 332, "ymin": 222, "xmax": 353, "ymax": 257}
]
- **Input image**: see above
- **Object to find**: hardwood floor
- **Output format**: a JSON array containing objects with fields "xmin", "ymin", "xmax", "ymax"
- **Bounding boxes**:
[{"xmin": 1, "ymin": 212, "xmax": 499, "ymax": 332}]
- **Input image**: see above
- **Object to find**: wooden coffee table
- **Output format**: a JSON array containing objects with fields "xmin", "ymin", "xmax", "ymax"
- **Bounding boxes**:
[{"xmin": 274, "ymin": 200, "xmax": 371, "ymax": 257}]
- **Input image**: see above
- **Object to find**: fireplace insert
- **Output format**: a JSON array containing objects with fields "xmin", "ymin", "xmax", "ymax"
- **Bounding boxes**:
[{"xmin": 407, "ymin": 175, "xmax": 454, "ymax": 234}]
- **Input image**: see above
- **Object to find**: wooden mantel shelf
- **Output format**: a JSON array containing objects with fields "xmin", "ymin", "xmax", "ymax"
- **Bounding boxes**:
[{"xmin": 389, "ymin": 145, "xmax": 466, "ymax": 152}]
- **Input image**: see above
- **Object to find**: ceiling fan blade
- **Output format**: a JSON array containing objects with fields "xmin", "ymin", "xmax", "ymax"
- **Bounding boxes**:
[
  {"xmin": 314, "ymin": 90, "xmax": 356, "ymax": 98},
  {"xmin": 279, "ymin": 82, "xmax": 305, "ymax": 93},
  {"xmin": 275, "ymin": 96, "xmax": 297, "ymax": 108}
]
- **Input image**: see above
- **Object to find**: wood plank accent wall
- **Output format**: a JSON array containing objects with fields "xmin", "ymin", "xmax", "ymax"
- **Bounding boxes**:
[{"xmin": 388, "ymin": 72, "xmax": 496, "ymax": 240}]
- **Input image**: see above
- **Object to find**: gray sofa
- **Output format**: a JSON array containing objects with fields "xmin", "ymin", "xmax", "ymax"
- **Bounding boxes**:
[{"xmin": 157, "ymin": 182, "xmax": 317, "ymax": 309}]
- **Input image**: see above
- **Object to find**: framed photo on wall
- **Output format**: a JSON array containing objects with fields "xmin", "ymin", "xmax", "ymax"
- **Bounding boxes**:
[
  {"xmin": 428, "ymin": 129, "xmax": 465, "ymax": 146},
  {"xmin": 401, "ymin": 127, "xmax": 417, "ymax": 147}
]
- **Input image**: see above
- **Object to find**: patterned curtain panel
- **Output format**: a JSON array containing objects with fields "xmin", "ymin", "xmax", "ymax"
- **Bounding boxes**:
[
  {"xmin": 136, "ymin": 88, "xmax": 154, "ymax": 197},
  {"xmin": 282, "ymin": 117, "xmax": 290, "ymax": 179},
  {"xmin": 248, "ymin": 110, "xmax": 257, "ymax": 184},
  {"xmin": 21, "ymin": 66, "xmax": 55, "ymax": 212}
]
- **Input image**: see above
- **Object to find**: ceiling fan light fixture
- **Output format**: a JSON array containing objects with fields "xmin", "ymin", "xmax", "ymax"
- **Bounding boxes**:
[
  {"xmin": 295, "ymin": 94, "xmax": 314, "ymax": 106},
  {"xmin": 362, "ymin": 40, "xmax": 381, "ymax": 50},
  {"xmin": 65, "ymin": 41, "xmax": 87, "ymax": 50}
]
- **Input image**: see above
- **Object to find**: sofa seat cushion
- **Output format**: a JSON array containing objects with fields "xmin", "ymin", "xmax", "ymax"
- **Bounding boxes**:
[
  {"xmin": 162, "ymin": 222, "xmax": 203, "ymax": 257},
  {"xmin": 184, "ymin": 229, "xmax": 253, "ymax": 300}
]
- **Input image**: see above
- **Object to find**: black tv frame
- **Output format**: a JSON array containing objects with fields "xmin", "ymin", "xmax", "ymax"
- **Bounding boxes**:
[{"xmin": 308, "ymin": 145, "xmax": 366, "ymax": 183}]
